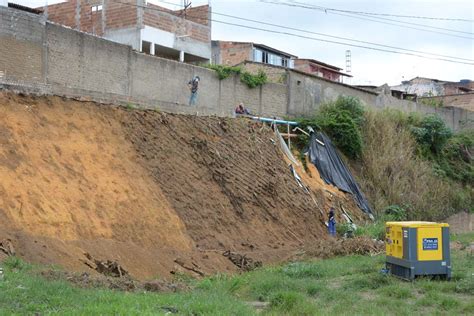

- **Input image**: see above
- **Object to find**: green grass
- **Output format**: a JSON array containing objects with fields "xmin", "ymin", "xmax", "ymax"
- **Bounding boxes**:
[{"xmin": 0, "ymin": 234, "xmax": 472, "ymax": 315}]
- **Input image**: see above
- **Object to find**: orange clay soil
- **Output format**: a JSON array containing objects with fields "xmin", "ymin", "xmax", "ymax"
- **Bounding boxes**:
[{"xmin": 0, "ymin": 92, "xmax": 369, "ymax": 280}]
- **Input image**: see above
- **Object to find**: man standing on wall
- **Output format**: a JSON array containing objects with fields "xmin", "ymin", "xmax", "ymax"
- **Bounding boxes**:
[{"xmin": 188, "ymin": 76, "xmax": 200, "ymax": 106}]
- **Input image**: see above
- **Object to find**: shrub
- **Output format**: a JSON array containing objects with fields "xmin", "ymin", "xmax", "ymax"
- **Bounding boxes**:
[
  {"xmin": 298, "ymin": 96, "xmax": 365, "ymax": 159},
  {"xmin": 240, "ymin": 70, "xmax": 267, "ymax": 88},
  {"xmin": 411, "ymin": 114, "xmax": 452, "ymax": 155},
  {"xmin": 203, "ymin": 64, "xmax": 241, "ymax": 80},
  {"xmin": 383, "ymin": 205, "xmax": 408, "ymax": 221}
]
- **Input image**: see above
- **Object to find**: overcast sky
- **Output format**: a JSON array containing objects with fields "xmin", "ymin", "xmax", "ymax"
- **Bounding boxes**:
[{"xmin": 14, "ymin": 0, "xmax": 474, "ymax": 85}]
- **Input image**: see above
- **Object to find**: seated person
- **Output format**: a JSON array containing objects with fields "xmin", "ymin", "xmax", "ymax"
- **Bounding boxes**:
[{"xmin": 235, "ymin": 102, "xmax": 250, "ymax": 115}]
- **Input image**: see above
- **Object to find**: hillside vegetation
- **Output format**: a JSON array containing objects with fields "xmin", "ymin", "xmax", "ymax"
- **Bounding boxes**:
[{"xmin": 296, "ymin": 96, "xmax": 473, "ymax": 220}]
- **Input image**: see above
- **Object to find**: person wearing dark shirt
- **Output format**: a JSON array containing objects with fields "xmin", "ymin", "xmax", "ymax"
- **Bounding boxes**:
[
  {"xmin": 188, "ymin": 76, "xmax": 200, "ymax": 106},
  {"xmin": 328, "ymin": 207, "xmax": 336, "ymax": 237}
]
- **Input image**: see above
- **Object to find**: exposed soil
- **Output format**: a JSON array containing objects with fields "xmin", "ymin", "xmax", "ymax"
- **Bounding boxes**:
[
  {"xmin": 295, "ymin": 237, "xmax": 385, "ymax": 260},
  {"xmin": 0, "ymin": 91, "xmax": 370, "ymax": 279}
]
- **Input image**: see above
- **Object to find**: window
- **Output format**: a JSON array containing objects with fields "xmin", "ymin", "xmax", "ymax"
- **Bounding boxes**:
[
  {"xmin": 141, "ymin": 41, "xmax": 151, "ymax": 54},
  {"xmin": 92, "ymin": 4, "xmax": 102, "ymax": 13},
  {"xmin": 253, "ymin": 48, "xmax": 262, "ymax": 62}
]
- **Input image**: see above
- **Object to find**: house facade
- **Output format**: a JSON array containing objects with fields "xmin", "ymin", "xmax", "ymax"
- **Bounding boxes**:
[
  {"xmin": 211, "ymin": 41, "xmax": 297, "ymax": 68},
  {"xmin": 293, "ymin": 59, "xmax": 351, "ymax": 82},
  {"xmin": 390, "ymin": 77, "xmax": 474, "ymax": 97},
  {"xmin": 41, "ymin": 0, "xmax": 211, "ymax": 63}
]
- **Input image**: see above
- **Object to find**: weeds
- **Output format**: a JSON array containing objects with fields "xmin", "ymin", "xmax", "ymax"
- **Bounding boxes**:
[{"xmin": 0, "ymin": 244, "xmax": 472, "ymax": 315}]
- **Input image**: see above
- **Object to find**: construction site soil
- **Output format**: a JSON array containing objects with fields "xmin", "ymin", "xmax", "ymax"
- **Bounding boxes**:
[{"xmin": 0, "ymin": 92, "xmax": 368, "ymax": 280}]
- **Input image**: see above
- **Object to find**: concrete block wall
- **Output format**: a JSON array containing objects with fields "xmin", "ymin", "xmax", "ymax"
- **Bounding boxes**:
[
  {"xmin": 46, "ymin": 23, "xmax": 130, "ymax": 95},
  {"xmin": 0, "ymin": 6, "xmax": 471, "ymax": 131},
  {"xmin": 0, "ymin": 8, "xmax": 45, "ymax": 83}
]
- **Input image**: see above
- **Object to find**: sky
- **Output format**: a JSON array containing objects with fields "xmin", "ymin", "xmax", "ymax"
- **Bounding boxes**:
[{"xmin": 14, "ymin": 0, "xmax": 474, "ymax": 85}]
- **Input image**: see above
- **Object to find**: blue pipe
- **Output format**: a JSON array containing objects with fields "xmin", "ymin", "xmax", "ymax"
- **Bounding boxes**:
[{"xmin": 251, "ymin": 116, "xmax": 298, "ymax": 126}]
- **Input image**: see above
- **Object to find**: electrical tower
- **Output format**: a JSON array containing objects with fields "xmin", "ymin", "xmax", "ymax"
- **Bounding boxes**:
[
  {"xmin": 345, "ymin": 50, "xmax": 352, "ymax": 84},
  {"xmin": 345, "ymin": 50, "xmax": 351, "ymax": 74}
]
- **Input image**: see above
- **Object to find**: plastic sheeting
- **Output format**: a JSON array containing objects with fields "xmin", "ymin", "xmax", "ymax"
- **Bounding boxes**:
[
  {"xmin": 307, "ymin": 132, "xmax": 373, "ymax": 215},
  {"xmin": 274, "ymin": 128, "xmax": 299, "ymax": 166}
]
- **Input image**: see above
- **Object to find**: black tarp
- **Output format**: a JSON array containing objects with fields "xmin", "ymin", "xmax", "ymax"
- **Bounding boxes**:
[{"xmin": 308, "ymin": 132, "xmax": 373, "ymax": 215}]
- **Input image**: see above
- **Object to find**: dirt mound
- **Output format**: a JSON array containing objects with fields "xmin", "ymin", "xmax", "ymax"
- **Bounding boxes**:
[
  {"xmin": 0, "ymin": 92, "xmax": 368, "ymax": 279},
  {"xmin": 296, "ymin": 237, "xmax": 385, "ymax": 259}
]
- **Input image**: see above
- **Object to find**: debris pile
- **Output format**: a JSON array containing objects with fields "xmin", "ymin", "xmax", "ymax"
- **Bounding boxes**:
[
  {"xmin": 82, "ymin": 253, "xmax": 129, "ymax": 278},
  {"xmin": 223, "ymin": 250, "xmax": 262, "ymax": 271},
  {"xmin": 297, "ymin": 237, "xmax": 384, "ymax": 259},
  {"xmin": 0, "ymin": 239, "xmax": 15, "ymax": 258}
]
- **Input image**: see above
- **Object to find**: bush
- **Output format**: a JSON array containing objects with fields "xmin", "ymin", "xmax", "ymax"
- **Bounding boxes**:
[
  {"xmin": 240, "ymin": 70, "xmax": 267, "ymax": 88},
  {"xmin": 296, "ymin": 96, "xmax": 365, "ymax": 159},
  {"xmin": 438, "ymin": 129, "xmax": 474, "ymax": 184},
  {"xmin": 383, "ymin": 205, "xmax": 408, "ymax": 221},
  {"xmin": 411, "ymin": 114, "xmax": 452, "ymax": 155},
  {"xmin": 203, "ymin": 64, "xmax": 241, "ymax": 80}
]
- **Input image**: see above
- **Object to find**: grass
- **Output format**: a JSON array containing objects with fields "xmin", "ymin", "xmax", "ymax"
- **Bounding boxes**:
[{"xmin": 0, "ymin": 234, "xmax": 472, "ymax": 315}]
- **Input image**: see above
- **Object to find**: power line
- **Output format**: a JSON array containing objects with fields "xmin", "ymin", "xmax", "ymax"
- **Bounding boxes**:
[
  {"xmin": 209, "ymin": 11, "xmax": 474, "ymax": 62},
  {"xmin": 115, "ymin": 0, "xmax": 474, "ymax": 65},
  {"xmin": 130, "ymin": 0, "xmax": 474, "ymax": 63},
  {"xmin": 285, "ymin": 1, "xmax": 474, "ymax": 35},
  {"xmin": 262, "ymin": 0, "xmax": 474, "ymax": 40},
  {"xmin": 274, "ymin": 2, "xmax": 474, "ymax": 22}
]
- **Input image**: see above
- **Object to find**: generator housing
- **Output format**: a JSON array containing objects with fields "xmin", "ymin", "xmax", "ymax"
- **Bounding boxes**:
[{"xmin": 385, "ymin": 221, "xmax": 451, "ymax": 280}]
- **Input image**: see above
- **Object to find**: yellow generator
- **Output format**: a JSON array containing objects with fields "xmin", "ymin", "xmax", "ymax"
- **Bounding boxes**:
[{"xmin": 385, "ymin": 221, "xmax": 451, "ymax": 280}]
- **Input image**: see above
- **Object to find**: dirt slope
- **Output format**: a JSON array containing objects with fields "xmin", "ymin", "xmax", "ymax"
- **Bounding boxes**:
[{"xmin": 0, "ymin": 92, "xmax": 367, "ymax": 279}]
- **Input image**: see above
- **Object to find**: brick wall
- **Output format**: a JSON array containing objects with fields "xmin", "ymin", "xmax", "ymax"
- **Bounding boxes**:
[
  {"xmin": 241, "ymin": 62, "xmax": 287, "ymax": 84},
  {"xmin": 213, "ymin": 41, "xmax": 253, "ymax": 66},
  {"xmin": 105, "ymin": 0, "xmax": 137, "ymax": 31},
  {"xmin": 419, "ymin": 93, "xmax": 474, "ymax": 112},
  {"xmin": 46, "ymin": 0, "xmax": 137, "ymax": 35},
  {"xmin": 293, "ymin": 60, "xmax": 341, "ymax": 82},
  {"xmin": 144, "ymin": 4, "xmax": 210, "ymax": 43},
  {"xmin": 444, "ymin": 81, "xmax": 474, "ymax": 95}
]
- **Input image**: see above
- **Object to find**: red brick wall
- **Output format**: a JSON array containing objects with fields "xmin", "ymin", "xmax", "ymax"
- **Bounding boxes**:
[
  {"xmin": 294, "ymin": 60, "xmax": 341, "ymax": 82},
  {"xmin": 144, "ymin": 3, "xmax": 210, "ymax": 43},
  {"xmin": 46, "ymin": 1, "xmax": 76, "ymax": 28},
  {"xmin": 105, "ymin": 0, "xmax": 137, "ymax": 31},
  {"xmin": 45, "ymin": 0, "xmax": 137, "ymax": 35},
  {"xmin": 293, "ymin": 60, "xmax": 311, "ymax": 73},
  {"xmin": 444, "ymin": 81, "xmax": 474, "ymax": 95},
  {"xmin": 215, "ymin": 42, "xmax": 252, "ymax": 66},
  {"xmin": 45, "ymin": 1, "xmax": 208, "ymax": 41},
  {"xmin": 177, "ymin": 5, "xmax": 209, "ymax": 26}
]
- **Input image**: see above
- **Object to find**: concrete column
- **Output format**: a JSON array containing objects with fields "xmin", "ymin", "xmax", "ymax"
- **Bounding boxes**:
[
  {"xmin": 75, "ymin": 0, "xmax": 81, "ymax": 30},
  {"xmin": 101, "ymin": 0, "xmax": 106, "ymax": 35},
  {"xmin": 137, "ymin": 0, "xmax": 144, "ymax": 29},
  {"xmin": 42, "ymin": 0, "xmax": 48, "ymax": 21},
  {"xmin": 179, "ymin": 51, "xmax": 184, "ymax": 62},
  {"xmin": 150, "ymin": 43, "xmax": 155, "ymax": 55}
]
